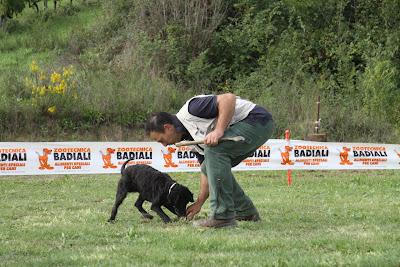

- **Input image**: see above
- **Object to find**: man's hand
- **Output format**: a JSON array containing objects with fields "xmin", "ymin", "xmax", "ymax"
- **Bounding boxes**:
[
  {"xmin": 204, "ymin": 129, "xmax": 224, "ymax": 146},
  {"xmin": 186, "ymin": 201, "xmax": 203, "ymax": 220}
]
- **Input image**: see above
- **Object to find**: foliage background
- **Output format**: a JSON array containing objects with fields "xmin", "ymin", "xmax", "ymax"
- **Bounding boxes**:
[
  {"xmin": 0, "ymin": 0, "xmax": 399, "ymax": 142},
  {"xmin": 1, "ymin": 3, "xmax": 399, "ymax": 266}
]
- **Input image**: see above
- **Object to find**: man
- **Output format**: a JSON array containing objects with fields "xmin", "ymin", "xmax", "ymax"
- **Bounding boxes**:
[{"xmin": 145, "ymin": 93, "xmax": 274, "ymax": 228}]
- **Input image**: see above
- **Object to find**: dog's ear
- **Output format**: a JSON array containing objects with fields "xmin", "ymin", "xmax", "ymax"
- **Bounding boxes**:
[
  {"xmin": 168, "ymin": 183, "xmax": 183, "ymax": 202},
  {"xmin": 184, "ymin": 187, "xmax": 194, "ymax": 202}
]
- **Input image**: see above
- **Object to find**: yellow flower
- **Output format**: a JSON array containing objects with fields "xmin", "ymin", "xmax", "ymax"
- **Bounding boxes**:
[
  {"xmin": 53, "ymin": 81, "xmax": 66, "ymax": 94},
  {"xmin": 25, "ymin": 77, "xmax": 32, "ymax": 88},
  {"xmin": 62, "ymin": 68, "xmax": 69, "ymax": 78},
  {"xmin": 31, "ymin": 86, "xmax": 38, "ymax": 95},
  {"xmin": 59, "ymin": 80, "xmax": 67, "ymax": 94},
  {"xmin": 47, "ymin": 106, "xmax": 57, "ymax": 114},
  {"xmin": 62, "ymin": 65, "xmax": 74, "ymax": 78},
  {"xmin": 53, "ymin": 85, "xmax": 60, "ymax": 94},
  {"xmin": 39, "ymin": 86, "xmax": 46, "ymax": 96},
  {"xmin": 71, "ymin": 80, "xmax": 77, "ymax": 89},
  {"xmin": 39, "ymin": 72, "xmax": 46, "ymax": 81},
  {"xmin": 30, "ymin": 61, "xmax": 39, "ymax": 73},
  {"xmin": 50, "ymin": 72, "xmax": 62, "ymax": 84}
]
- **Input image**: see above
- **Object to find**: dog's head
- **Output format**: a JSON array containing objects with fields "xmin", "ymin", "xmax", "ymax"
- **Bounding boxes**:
[
  {"xmin": 107, "ymin": 148, "xmax": 116, "ymax": 154},
  {"xmin": 167, "ymin": 147, "xmax": 176, "ymax": 153},
  {"xmin": 284, "ymin": 146, "xmax": 292, "ymax": 152},
  {"xmin": 168, "ymin": 184, "xmax": 194, "ymax": 217}
]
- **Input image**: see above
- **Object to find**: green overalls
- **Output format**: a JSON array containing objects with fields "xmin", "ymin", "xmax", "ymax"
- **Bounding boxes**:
[{"xmin": 201, "ymin": 119, "xmax": 274, "ymax": 219}]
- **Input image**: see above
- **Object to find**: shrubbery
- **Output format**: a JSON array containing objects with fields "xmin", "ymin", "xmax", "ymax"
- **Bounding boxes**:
[
  {"xmin": 1, "ymin": 0, "xmax": 399, "ymax": 142},
  {"xmin": 105, "ymin": 0, "xmax": 399, "ymax": 142}
]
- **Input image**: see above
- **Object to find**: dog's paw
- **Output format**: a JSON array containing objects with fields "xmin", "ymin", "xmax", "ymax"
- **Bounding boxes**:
[
  {"xmin": 107, "ymin": 219, "xmax": 115, "ymax": 224},
  {"xmin": 143, "ymin": 214, "xmax": 154, "ymax": 220}
]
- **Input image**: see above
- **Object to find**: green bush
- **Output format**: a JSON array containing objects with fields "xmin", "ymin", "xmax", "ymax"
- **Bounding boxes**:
[
  {"xmin": 361, "ymin": 58, "xmax": 400, "ymax": 126},
  {"xmin": 1, "ymin": 0, "xmax": 400, "ymax": 142}
]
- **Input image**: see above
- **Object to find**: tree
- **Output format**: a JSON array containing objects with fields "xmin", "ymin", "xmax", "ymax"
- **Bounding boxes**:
[
  {"xmin": 0, "ymin": 0, "xmax": 25, "ymax": 27},
  {"xmin": 43, "ymin": 0, "xmax": 59, "ymax": 10},
  {"xmin": 26, "ymin": 0, "xmax": 40, "ymax": 13},
  {"xmin": 0, "ymin": 0, "xmax": 26, "ymax": 17}
]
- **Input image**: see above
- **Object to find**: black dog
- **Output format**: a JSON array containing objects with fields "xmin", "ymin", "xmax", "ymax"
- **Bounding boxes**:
[{"xmin": 108, "ymin": 160, "xmax": 194, "ymax": 223}]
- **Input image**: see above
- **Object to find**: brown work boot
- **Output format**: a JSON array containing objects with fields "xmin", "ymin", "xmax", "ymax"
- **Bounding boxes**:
[
  {"xmin": 194, "ymin": 218, "xmax": 237, "ymax": 228},
  {"xmin": 235, "ymin": 213, "xmax": 261, "ymax": 222}
]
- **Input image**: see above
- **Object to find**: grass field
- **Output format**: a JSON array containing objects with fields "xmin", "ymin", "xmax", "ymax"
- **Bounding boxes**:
[
  {"xmin": 0, "ymin": 170, "xmax": 399, "ymax": 266},
  {"xmin": 0, "ymin": 4, "xmax": 100, "ymax": 72}
]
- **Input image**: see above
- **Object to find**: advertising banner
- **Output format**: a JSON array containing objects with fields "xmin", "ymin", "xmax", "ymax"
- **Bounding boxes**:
[{"xmin": 0, "ymin": 140, "xmax": 399, "ymax": 176}]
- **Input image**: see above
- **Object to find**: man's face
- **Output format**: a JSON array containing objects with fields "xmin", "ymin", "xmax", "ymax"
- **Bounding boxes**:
[{"xmin": 149, "ymin": 124, "xmax": 179, "ymax": 147}]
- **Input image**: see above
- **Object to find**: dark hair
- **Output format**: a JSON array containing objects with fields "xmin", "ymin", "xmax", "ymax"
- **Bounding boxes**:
[{"xmin": 145, "ymin": 112, "xmax": 175, "ymax": 134}]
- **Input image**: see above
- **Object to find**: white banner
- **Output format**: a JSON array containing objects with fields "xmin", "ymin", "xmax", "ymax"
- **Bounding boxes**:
[{"xmin": 0, "ymin": 140, "xmax": 399, "ymax": 176}]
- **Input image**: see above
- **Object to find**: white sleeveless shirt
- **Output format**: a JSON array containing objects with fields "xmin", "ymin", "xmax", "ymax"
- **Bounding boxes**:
[{"xmin": 176, "ymin": 95, "xmax": 255, "ymax": 154}]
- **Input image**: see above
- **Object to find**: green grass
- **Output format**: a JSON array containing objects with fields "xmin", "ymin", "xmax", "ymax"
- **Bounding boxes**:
[
  {"xmin": 1, "ymin": 170, "xmax": 399, "ymax": 266},
  {"xmin": 0, "ymin": 2, "xmax": 101, "ymax": 72},
  {"xmin": 0, "ymin": 2, "xmax": 189, "ymax": 140}
]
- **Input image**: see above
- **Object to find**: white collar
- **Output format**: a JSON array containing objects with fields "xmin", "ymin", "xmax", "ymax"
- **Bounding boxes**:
[{"xmin": 168, "ymin": 183, "xmax": 177, "ymax": 196}]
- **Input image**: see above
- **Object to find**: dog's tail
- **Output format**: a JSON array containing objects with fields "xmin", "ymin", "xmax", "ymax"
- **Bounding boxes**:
[{"xmin": 121, "ymin": 159, "xmax": 134, "ymax": 174}]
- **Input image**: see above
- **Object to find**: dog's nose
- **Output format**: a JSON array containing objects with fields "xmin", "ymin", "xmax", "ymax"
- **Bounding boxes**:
[{"xmin": 175, "ymin": 208, "xmax": 185, "ymax": 217}]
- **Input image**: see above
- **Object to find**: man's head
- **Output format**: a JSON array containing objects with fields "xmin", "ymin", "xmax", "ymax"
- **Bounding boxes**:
[{"xmin": 145, "ymin": 112, "xmax": 182, "ymax": 146}]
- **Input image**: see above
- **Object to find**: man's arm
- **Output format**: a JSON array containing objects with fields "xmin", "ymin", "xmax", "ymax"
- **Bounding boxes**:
[
  {"xmin": 204, "ymin": 93, "xmax": 236, "ymax": 146},
  {"xmin": 186, "ymin": 173, "xmax": 209, "ymax": 220}
]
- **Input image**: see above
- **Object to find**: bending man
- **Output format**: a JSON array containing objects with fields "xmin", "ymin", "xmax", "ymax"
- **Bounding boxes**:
[{"xmin": 145, "ymin": 93, "xmax": 274, "ymax": 228}]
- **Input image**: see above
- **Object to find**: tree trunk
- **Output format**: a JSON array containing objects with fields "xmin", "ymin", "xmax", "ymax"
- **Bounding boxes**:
[
  {"xmin": 33, "ymin": 3, "xmax": 39, "ymax": 13},
  {"xmin": 0, "ymin": 15, "xmax": 8, "ymax": 29},
  {"xmin": 54, "ymin": 1, "xmax": 57, "ymax": 10},
  {"xmin": 44, "ymin": 0, "xmax": 48, "ymax": 9}
]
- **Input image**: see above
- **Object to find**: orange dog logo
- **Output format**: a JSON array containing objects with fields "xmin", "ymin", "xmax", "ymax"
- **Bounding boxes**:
[
  {"xmin": 395, "ymin": 149, "xmax": 400, "ymax": 164},
  {"xmin": 280, "ymin": 146, "xmax": 294, "ymax": 165},
  {"xmin": 339, "ymin": 147, "xmax": 353, "ymax": 165},
  {"xmin": 100, "ymin": 148, "xmax": 117, "ymax": 169},
  {"xmin": 36, "ymin": 148, "xmax": 54, "ymax": 170},
  {"xmin": 162, "ymin": 147, "xmax": 178, "ymax": 168}
]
